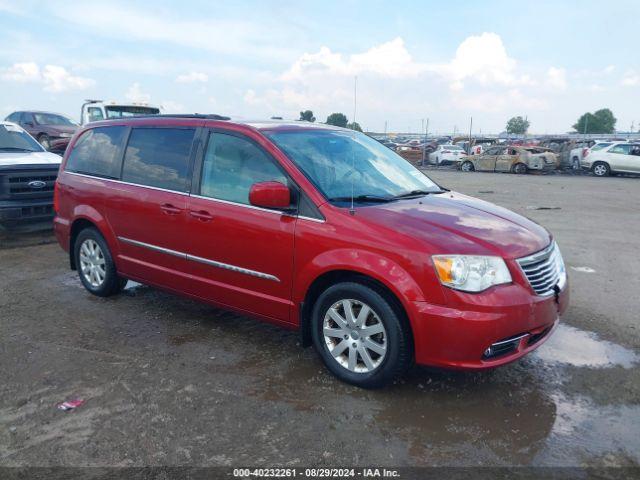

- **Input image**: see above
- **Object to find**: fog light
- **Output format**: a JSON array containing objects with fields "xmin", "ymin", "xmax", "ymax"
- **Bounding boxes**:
[{"xmin": 484, "ymin": 347, "xmax": 492, "ymax": 357}]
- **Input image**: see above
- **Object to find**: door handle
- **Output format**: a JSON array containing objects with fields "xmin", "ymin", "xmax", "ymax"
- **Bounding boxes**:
[
  {"xmin": 160, "ymin": 203, "xmax": 182, "ymax": 215},
  {"xmin": 189, "ymin": 210, "xmax": 213, "ymax": 222}
]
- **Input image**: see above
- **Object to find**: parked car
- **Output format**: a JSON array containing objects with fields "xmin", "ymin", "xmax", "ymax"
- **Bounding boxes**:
[
  {"xmin": 581, "ymin": 142, "xmax": 640, "ymax": 176},
  {"xmin": 0, "ymin": 121, "xmax": 61, "ymax": 230},
  {"xmin": 4, "ymin": 111, "xmax": 78, "ymax": 150},
  {"xmin": 428, "ymin": 144, "xmax": 466, "ymax": 165},
  {"xmin": 459, "ymin": 146, "xmax": 558, "ymax": 174},
  {"xmin": 53, "ymin": 115, "xmax": 569, "ymax": 388}
]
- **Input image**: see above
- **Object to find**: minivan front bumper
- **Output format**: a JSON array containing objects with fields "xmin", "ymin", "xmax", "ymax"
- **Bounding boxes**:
[{"xmin": 410, "ymin": 279, "xmax": 569, "ymax": 369}]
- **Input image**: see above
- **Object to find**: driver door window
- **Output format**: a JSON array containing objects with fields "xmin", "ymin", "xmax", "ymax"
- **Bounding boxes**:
[{"xmin": 200, "ymin": 132, "xmax": 288, "ymax": 205}]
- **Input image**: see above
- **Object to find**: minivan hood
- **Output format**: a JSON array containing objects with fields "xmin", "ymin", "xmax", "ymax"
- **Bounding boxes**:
[
  {"xmin": 357, "ymin": 191, "xmax": 550, "ymax": 259},
  {"xmin": 0, "ymin": 151, "xmax": 62, "ymax": 167}
]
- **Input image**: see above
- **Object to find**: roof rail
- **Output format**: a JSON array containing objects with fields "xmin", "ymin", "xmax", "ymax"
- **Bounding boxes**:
[{"xmin": 94, "ymin": 113, "xmax": 232, "ymax": 122}]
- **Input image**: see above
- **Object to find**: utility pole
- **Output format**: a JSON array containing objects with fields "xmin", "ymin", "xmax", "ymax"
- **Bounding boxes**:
[
  {"xmin": 468, "ymin": 117, "xmax": 473, "ymax": 154},
  {"xmin": 384, "ymin": 120, "xmax": 387, "ymax": 136},
  {"xmin": 421, "ymin": 119, "xmax": 425, "ymax": 166}
]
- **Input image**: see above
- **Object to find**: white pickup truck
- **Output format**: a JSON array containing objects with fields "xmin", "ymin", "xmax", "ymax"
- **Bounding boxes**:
[
  {"xmin": 0, "ymin": 122, "xmax": 61, "ymax": 231},
  {"xmin": 80, "ymin": 100, "xmax": 161, "ymax": 125}
]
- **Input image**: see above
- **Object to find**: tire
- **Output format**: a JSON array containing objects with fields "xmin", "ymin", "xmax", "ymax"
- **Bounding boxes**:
[
  {"xmin": 572, "ymin": 156, "xmax": 580, "ymax": 170},
  {"xmin": 592, "ymin": 162, "xmax": 610, "ymax": 177},
  {"xmin": 311, "ymin": 282, "xmax": 412, "ymax": 388},
  {"xmin": 512, "ymin": 163, "xmax": 527, "ymax": 174},
  {"xmin": 461, "ymin": 161, "xmax": 474, "ymax": 172},
  {"xmin": 38, "ymin": 134, "xmax": 51, "ymax": 150},
  {"xmin": 74, "ymin": 227, "xmax": 126, "ymax": 297}
]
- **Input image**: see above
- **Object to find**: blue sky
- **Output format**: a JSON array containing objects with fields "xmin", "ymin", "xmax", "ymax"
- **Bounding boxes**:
[{"xmin": 1, "ymin": 0, "xmax": 638, "ymax": 133}]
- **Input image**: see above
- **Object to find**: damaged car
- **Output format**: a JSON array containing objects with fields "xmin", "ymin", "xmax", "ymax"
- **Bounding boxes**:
[{"xmin": 458, "ymin": 146, "xmax": 558, "ymax": 174}]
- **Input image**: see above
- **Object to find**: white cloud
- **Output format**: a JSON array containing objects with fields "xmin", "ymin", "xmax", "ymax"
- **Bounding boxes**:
[
  {"xmin": 160, "ymin": 100, "xmax": 184, "ymax": 113},
  {"xmin": 546, "ymin": 67, "xmax": 567, "ymax": 90},
  {"xmin": 42, "ymin": 65, "xmax": 94, "ymax": 92},
  {"xmin": 1, "ymin": 62, "xmax": 94, "ymax": 91},
  {"xmin": 1, "ymin": 62, "xmax": 40, "ymax": 82},
  {"xmin": 283, "ymin": 38, "xmax": 425, "ymax": 80},
  {"xmin": 621, "ymin": 71, "xmax": 639, "ymax": 87},
  {"xmin": 603, "ymin": 65, "xmax": 615, "ymax": 74},
  {"xmin": 429, "ymin": 33, "xmax": 534, "ymax": 90},
  {"xmin": 125, "ymin": 82, "xmax": 151, "ymax": 103},
  {"xmin": 176, "ymin": 71, "xmax": 208, "ymax": 83}
]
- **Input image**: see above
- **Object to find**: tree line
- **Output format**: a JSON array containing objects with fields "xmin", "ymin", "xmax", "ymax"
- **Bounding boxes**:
[
  {"xmin": 299, "ymin": 108, "xmax": 621, "ymax": 135},
  {"xmin": 505, "ymin": 109, "xmax": 618, "ymax": 135},
  {"xmin": 299, "ymin": 110, "xmax": 362, "ymax": 131}
]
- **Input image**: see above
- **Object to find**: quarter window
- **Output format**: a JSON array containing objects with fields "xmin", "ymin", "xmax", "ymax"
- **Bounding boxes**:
[
  {"xmin": 65, "ymin": 126, "xmax": 127, "ymax": 178},
  {"xmin": 200, "ymin": 132, "xmax": 288, "ymax": 205},
  {"xmin": 121, "ymin": 127, "xmax": 195, "ymax": 192}
]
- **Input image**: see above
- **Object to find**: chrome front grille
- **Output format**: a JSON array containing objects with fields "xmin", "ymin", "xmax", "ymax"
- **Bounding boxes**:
[{"xmin": 517, "ymin": 242, "xmax": 566, "ymax": 296}]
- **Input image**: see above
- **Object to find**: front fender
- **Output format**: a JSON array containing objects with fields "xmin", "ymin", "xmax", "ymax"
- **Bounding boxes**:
[{"xmin": 294, "ymin": 248, "xmax": 446, "ymax": 342}]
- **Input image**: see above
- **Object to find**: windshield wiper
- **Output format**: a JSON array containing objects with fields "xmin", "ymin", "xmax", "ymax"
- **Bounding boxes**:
[
  {"xmin": 392, "ymin": 189, "xmax": 441, "ymax": 199},
  {"xmin": 0, "ymin": 147, "xmax": 37, "ymax": 152},
  {"xmin": 328, "ymin": 194, "xmax": 394, "ymax": 203}
]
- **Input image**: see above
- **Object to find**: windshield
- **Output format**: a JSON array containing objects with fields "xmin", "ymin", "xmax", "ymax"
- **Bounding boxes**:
[
  {"xmin": 267, "ymin": 129, "xmax": 442, "ymax": 203},
  {"xmin": 33, "ymin": 113, "xmax": 77, "ymax": 126},
  {"xmin": 0, "ymin": 124, "xmax": 43, "ymax": 152},
  {"xmin": 105, "ymin": 106, "xmax": 160, "ymax": 118}
]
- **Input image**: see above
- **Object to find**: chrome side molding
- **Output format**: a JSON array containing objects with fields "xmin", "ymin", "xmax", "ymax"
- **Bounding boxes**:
[{"xmin": 117, "ymin": 236, "xmax": 280, "ymax": 282}]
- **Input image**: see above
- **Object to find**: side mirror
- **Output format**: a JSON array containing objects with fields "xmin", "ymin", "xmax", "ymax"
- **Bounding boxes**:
[{"xmin": 249, "ymin": 181, "xmax": 292, "ymax": 210}]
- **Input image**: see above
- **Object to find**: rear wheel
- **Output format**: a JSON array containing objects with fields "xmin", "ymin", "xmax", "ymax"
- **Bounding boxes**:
[
  {"xmin": 592, "ymin": 162, "xmax": 610, "ymax": 177},
  {"xmin": 74, "ymin": 228, "xmax": 126, "ymax": 297},
  {"xmin": 512, "ymin": 163, "xmax": 527, "ymax": 174},
  {"xmin": 311, "ymin": 282, "xmax": 412, "ymax": 388},
  {"xmin": 461, "ymin": 161, "xmax": 474, "ymax": 172}
]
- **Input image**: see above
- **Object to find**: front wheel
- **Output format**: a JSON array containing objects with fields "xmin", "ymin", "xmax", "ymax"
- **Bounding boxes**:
[
  {"xmin": 461, "ymin": 161, "xmax": 474, "ymax": 172},
  {"xmin": 38, "ymin": 134, "xmax": 51, "ymax": 150},
  {"xmin": 592, "ymin": 162, "xmax": 610, "ymax": 177},
  {"xmin": 572, "ymin": 156, "xmax": 580, "ymax": 170},
  {"xmin": 74, "ymin": 228, "xmax": 126, "ymax": 297},
  {"xmin": 512, "ymin": 163, "xmax": 527, "ymax": 174},
  {"xmin": 311, "ymin": 282, "xmax": 412, "ymax": 388}
]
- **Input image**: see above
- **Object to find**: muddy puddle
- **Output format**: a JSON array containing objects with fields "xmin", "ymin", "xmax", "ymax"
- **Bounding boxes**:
[{"xmin": 534, "ymin": 324, "xmax": 639, "ymax": 368}]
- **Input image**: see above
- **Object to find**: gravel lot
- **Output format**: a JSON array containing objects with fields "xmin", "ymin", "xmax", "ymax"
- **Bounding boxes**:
[{"xmin": 1, "ymin": 171, "xmax": 639, "ymax": 469}]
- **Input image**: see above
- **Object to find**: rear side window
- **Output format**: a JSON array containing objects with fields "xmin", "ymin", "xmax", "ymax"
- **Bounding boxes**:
[
  {"xmin": 200, "ymin": 132, "xmax": 287, "ymax": 205},
  {"xmin": 121, "ymin": 128, "xmax": 195, "ymax": 192},
  {"xmin": 65, "ymin": 126, "xmax": 127, "ymax": 178},
  {"xmin": 609, "ymin": 144, "xmax": 632, "ymax": 155}
]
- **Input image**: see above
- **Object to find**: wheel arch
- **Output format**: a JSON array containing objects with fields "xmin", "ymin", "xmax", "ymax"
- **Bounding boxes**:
[
  {"xmin": 299, "ymin": 269, "xmax": 415, "ymax": 354},
  {"xmin": 68, "ymin": 207, "xmax": 117, "ymax": 270}
]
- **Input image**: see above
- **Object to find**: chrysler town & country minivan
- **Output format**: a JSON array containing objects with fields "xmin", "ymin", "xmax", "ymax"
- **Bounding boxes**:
[{"xmin": 54, "ymin": 115, "xmax": 569, "ymax": 387}]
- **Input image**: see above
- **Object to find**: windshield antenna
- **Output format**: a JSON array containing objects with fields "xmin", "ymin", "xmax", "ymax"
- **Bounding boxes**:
[{"xmin": 350, "ymin": 76, "xmax": 357, "ymax": 216}]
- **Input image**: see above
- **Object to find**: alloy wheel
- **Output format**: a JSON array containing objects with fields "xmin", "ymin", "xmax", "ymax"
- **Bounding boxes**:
[
  {"xmin": 323, "ymin": 299, "xmax": 387, "ymax": 373},
  {"xmin": 593, "ymin": 164, "xmax": 607, "ymax": 176},
  {"xmin": 79, "ymin": 239, "xmax": 106, "ymax": 288}
]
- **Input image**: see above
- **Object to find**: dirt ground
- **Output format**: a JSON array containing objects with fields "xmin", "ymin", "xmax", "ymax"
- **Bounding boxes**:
[{"xmin": 0, "ymin": 171, "xmax": 639, "ymax": 469}]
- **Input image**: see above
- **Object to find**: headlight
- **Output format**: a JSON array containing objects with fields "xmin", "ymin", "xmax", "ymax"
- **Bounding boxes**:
[{"xmin": 432, "ymin": 255, "xmax": 512, "ymax": 292}]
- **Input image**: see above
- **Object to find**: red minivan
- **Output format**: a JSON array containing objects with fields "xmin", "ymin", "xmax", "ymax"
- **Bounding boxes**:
[{"xmin": 53, "ymin": 115, "xmax": 569, "ymax": 388}]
